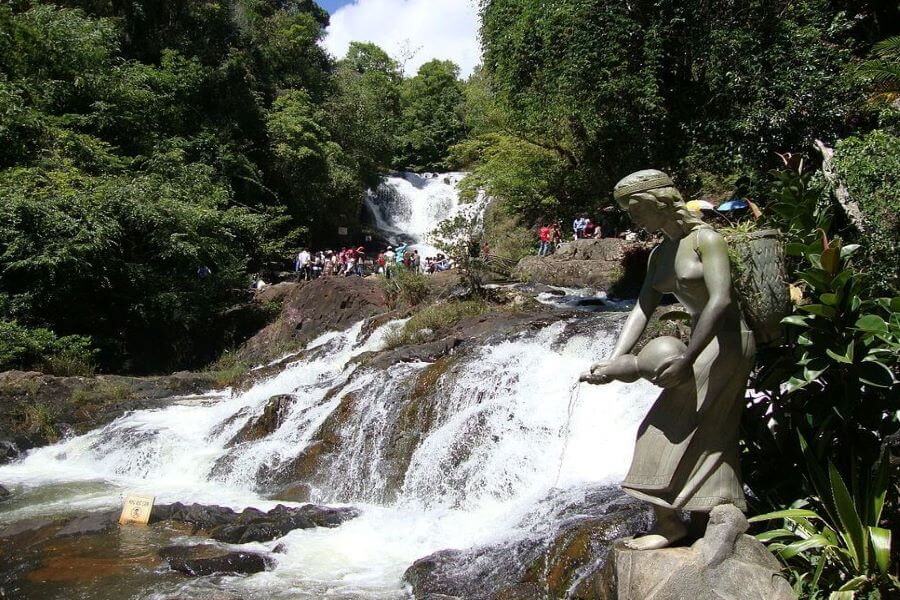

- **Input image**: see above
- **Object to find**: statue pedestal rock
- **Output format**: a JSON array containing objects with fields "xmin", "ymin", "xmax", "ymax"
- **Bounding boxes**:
[{"xmin": 606, "ymin": 504, "xmax": 795, "ymax": 600}]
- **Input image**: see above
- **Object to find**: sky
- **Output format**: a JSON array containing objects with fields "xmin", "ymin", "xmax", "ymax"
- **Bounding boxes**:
[{"xmin": 321, "ymin": 0, "xmax": 481, "ymax": 78}]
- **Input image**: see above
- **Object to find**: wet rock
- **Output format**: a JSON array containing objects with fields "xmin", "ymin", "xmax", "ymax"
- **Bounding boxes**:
[
  {"xmin": 515, "ymin": 239, "xmax": 650, "ymax": 295},
  {"xmin": 404, "ymin": 486, "xmax": 652, "ymax": 600},
  {"xmin": 370, "ymin": 337, "xmax": 462, "ymax": 369},
  {"xmin": 160, "ymin": 543, "xmax": 274, "ymax": 576},
  {"xmin": 605, "ymin": 504, "xmax": 795, "ymax": 600},
  {"xmin": 0, "ymin": 439, "xmax": 21, "ymax": 464},
  {"xmin": 0, "ymin": 483, "xmax": 9, "ymax": 501},
  {"xmin": 226, "ymin": 394, "xmax": 293, "ymax": 447},
  {"xmin": 0, "ymin": 370, "xmax": 223, "ymax": 456},
  {"xmin": 234, "ymin": 277, "xmax": 390, "ymax": 366},
  {"xmin": 0, "ymin": 517, "xmax": 57, "ymax": 541},
  {"xmin": 268, "ymin": 483, "xmax": 312, "ymax": 503},
  {"xmin": 54, "ymin": 511, "xmax": 118, "ymax": 538},
  {"xmin": 150, "ymin": 502, "xmax": 359, "ymax": 544}
]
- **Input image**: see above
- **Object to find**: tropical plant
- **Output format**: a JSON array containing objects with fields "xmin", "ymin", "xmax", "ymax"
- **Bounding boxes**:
[
  {"xmin": 750, "ymin": 442, "xmax": 898, "ymax": 598},
  {"xmin": 741, "ymin": 232, "xmax": 898, "ymax": 517},
  {"xmin": 855, "ymin": 35, "xmax": 900, "ymax": 105}
]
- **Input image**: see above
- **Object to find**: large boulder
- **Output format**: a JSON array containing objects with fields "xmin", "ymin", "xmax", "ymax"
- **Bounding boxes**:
[
  {"xmin": 603, "ymin": 504, "xmax": 795, "ymax": 600},
  {"xmin": 404, "ymin": 487, "xmax": 652, "ymax": 600},
  {"xmin": 159, "ymin": 544, "xmax": 274, "ymax": 576},
  {"xmin": 514, "ymin": 239, "xmax": 650, "ymax": 295},
  {"xmin": 235, "ymin": 277, "xmax": 389, "ymax": 366},
  {"xmin": 150, "ymin": 502, "xmax": 359, "ymax": 544},
  {"xmin": 226, "ymin": 394, "xmax": 293, "ymax": 446}
]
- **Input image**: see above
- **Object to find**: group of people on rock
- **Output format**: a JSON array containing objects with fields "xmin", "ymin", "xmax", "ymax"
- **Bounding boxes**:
[
  {"xmin": 537, "ymin": 214, "xmax": 647, "ymax": 256},
  {"xmin": 572, "ymin": 216, "xmax": 605, "ymax": 240},
  {"xmin": 294, "ymin": 247, "xmax": 370, "ymax": 280},
  {"xmin": 292, "ymin": 243, "xmax": 455, "ymax": 281}
]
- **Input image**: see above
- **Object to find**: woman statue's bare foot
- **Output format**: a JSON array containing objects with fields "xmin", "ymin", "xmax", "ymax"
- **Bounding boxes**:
[{"xmin": 624, "ymin": 507, "xmax": 688, "ymax": 550}]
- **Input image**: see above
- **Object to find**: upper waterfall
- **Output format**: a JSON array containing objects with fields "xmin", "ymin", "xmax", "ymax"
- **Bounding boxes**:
[{"xmin": 363, "ymin": 172, "xmax": 482, "ymax": 254}]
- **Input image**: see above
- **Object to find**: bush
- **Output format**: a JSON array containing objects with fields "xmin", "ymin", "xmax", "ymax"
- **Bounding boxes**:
[
  {"xmin": 481, "ymin": 200, "xmax": 535, "ymax": 263},
  {"xmin": 0, "ymin": 321, "xmax": 95, "ymax": 375},
  {"xmin": 833, "ymin": 130, "xmax": 900, "ymax": 295},
  {"xmin": 380, "ymin": 268, "xmax": 431, "ymax": 308},
  {"xmin": 384, "ymin": 300, "xmax": 489, "ymax": 348}
]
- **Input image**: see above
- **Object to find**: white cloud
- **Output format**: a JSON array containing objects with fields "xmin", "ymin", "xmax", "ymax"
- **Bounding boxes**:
[{"xmin": 323, "ymin": 0, "xmax": 481, "ymax": 78}]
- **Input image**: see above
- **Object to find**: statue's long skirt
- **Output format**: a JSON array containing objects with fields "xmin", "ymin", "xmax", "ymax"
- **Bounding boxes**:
[{"xmin": 621, "ymin": 329, "xmax": 755, "ymax": 512}]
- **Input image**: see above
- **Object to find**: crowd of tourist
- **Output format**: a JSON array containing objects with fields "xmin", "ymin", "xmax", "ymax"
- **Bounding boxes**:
[
  {"xmin": 535, "ymin": 213, "xmax": 649, "ymax": 256},
  {"xmin": 289, "ymin": 244, "xmax": 455, "ymax": 282}
]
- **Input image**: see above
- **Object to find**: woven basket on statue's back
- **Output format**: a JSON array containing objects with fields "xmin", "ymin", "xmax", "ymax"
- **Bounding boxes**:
[{"xmin": 723, "ymin": 228, "xmax": 792, "ymax": 346}]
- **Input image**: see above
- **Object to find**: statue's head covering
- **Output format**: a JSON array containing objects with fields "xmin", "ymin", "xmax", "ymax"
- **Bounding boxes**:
[{"xmin": 613, "ymin": 170, "xmax": 674, "ymax": 201}]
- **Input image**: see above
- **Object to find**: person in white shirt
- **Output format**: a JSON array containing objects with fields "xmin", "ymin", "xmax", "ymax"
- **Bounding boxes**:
[
  {"xmin": 383, "ymin": 246, "xmax": 396, "ymax": 279},
  {"xmin": 295, "ymin": 248, "xmax": 311, "ymax": 280}
]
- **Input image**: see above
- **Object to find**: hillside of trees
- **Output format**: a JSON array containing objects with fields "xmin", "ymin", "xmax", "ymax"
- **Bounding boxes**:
[
  {"xmin": 0, "ymin": 1, "xmax": 467, "ymax": 373},
  {"xmin": 1, "ymin": 0, "xmax": 897, "ymax": 378}
]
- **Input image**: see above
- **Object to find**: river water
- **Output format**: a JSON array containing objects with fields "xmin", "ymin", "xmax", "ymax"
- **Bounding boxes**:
[{"xmin": 0, "ymin": 173, "xmax": 655, "ymax": 599}]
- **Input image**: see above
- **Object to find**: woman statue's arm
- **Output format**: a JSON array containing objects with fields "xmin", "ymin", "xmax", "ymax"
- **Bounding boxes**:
[
  {"xmin": 610, "ymin": 268, "xmax": 662, "ymax": 359},
  {"xmin": 656, "ymin": 229, "xmax": 733, "ymax": 387},
  {"xmin": 583, "ymin": 248, "xmax": 661, "ymax": 383}
]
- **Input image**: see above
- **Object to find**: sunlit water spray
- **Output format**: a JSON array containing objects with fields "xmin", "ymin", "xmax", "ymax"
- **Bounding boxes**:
[{"xmin": 1, "ymin": 315, "xmax": 655, "ymax": 598}]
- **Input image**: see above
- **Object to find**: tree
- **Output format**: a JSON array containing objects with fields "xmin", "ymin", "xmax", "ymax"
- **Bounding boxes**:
[{"xmin": 395, "ymin": 59, "xmax": 467, "ymax": 171}]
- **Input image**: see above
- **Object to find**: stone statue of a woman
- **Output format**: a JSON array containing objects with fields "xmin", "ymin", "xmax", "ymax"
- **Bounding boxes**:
[{"xmin": 583, "ymin": 169, "xmax": 756, "ymax": 550}]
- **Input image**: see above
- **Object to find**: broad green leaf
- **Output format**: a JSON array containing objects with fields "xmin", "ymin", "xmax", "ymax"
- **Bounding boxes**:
[
  {"xmin": 837, "ymin": 575, "xmax": 868, "ymax": 591},
  {"xmin": 826, "ymin": 348, "xmax": 853, "ymax": 364},
  {"xmin": 868, "ymin": 452, "xmax": 889, "ymax": 525},
  {"xmin": 840, "ymin": 244, "xmax": 861, "ymax": 259},
  {"xmin": 858, "ymin": 360, "xmax": 895, "ymax": 388},
  {"xmin": 855, "ymin": 315, "xmax": 887, "ymax": 333},
  {"xmin": 749, "ymin": 509, "xmax": 822, "ymax": 522},
  {"xmin": 755, "ymin": 528, "xmax": 796, "ymax": 542},
  {"xmin": 785, "ymin": 242, "xmax": 808, "ymax": 256},
  {"xmin": 779, "ymin": 535, "xmax": 832, "ymax": 559},
  {"xmin": 782, "ymin": 314, "xmax": 810, "ymax": 327},
  {"xmin": 831, "ymin": 269, "xmax": 853, "ymax": 292},
  {"xmin": 799, "ymin": 304, "xmax": 836, "ymax": 319},
  {"xmin": 821, "ymin": 245, "xmax": 841, "ymax": 276},
  {"xmin": 829, "ymin": 462, "xmax": 867, "ymax": 571},
  {"xmin": 828, "ymin": 592, "xmax": 854, "ymax": 600},
  {"xmin": 821, "ymin": 292, "xmax": 839, "ymax": 306},
  {"xmin": 869, "ymin": 527, "xmax": 891, "ymax": 575}
]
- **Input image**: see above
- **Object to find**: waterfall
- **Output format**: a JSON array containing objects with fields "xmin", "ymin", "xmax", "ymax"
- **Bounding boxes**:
[
  {"xmin": 0, "ymin": 315, "xmax": 655, "ymax": 598},
  {"xmin": 364, "ymin": 172, "xmax": 484, "ymax": 257}
]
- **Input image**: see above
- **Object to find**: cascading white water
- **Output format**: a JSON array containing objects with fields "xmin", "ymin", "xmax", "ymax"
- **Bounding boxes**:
[
  {"xmin": 0, "ymin": 314, "xmax": 655, "ymax": 599},
  {"xmin": 364, "ymin": 172, "xmax": 484, "ymax": 257}
]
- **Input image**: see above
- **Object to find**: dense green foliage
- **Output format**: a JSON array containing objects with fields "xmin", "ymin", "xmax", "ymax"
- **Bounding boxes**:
[
  {"xmin": 0, "ymin": 1, "xmax": 432, "ymax": 372},
  {"xmin": 466, "ymin": 0, "xmax": 896, "ymax": 233},
  {"xmin": 833, "ymin": 129, "xmax": 900, "ymax": 295},
  {"xmin": 395, "ymin": 59, "xmax": 468, "ymax": 171}
]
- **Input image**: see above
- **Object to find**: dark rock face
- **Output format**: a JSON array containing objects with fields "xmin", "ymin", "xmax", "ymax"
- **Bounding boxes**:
[
  {"xmin": 235, "ymin": 277, "xmax": 390, "ymax": 366},
  {"xmin": 54, "ymin": 511, "xmax": 118, "ymax": 538},
  {"xmin": 227, "ymin": 394, "xmax": 293, "ymax": 447},
  {"xmin": 150, "ymin": 502, "xmax": 359, "ymax": 544},
  {"xmin": 159, "ymin": 544, "xmax": 274, "ymax": 577},
  {"xmin": 404, "ymin": 486, "xmax": 652, "ymax": 600},
  {"xmin": 515, "ymin": 239, "xmax": 650, "ymax": 294},
  {"xmin": 0, "ymin": 483, "xmax": 9, "ymax": 501},
  {"xmin": 607, "ymin": 504, "xmax": 795, "ymax": 600}
]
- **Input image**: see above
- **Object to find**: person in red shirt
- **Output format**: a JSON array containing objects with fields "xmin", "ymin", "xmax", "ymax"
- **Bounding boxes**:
[{"xmin": 538, "ymin": 225, "xmax": 552, "ymax": 256}]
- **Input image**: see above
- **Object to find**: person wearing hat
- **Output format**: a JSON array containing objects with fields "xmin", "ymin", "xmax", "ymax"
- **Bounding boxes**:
[{"xmin": 583, "ymin": 169, "xmax": 754, "ymax": 550}]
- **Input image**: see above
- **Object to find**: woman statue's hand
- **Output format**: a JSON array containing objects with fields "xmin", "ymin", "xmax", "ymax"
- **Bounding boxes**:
[
  {"xmin": 580, "ymin": 359, "xmax": 614, "ymax": 385},
  {"xmin": 654, "ymin": 354, "xmax": 693, "ymax": 387}
]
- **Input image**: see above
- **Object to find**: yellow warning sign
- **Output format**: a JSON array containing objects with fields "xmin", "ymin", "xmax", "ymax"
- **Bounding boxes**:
[{"xmin": 118, "ymin": 494, "xmax": 155, "ymax": 525}]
